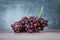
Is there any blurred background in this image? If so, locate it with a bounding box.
[0,0,60,31]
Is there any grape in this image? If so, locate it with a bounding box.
[11,24,14,27]
[27,29,33,33]
[34,29,39,32]
[37,27,41,31]
[33,23,37,28]
[21,20,25,24]
[11,16,48,33]
[11,24,15,30]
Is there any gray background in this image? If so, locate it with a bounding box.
[0,0,60,30]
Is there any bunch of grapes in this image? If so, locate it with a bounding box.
[11,16,48,33]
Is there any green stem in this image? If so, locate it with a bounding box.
[37,6,44,19]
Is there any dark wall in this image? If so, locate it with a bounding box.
[0,0,60,30]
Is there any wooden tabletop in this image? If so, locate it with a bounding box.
[0,30,60,40]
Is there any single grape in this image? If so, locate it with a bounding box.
[27,29,33,33]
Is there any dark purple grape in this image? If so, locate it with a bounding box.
[11,16,48,33]
[27,29,33,33]
[37,27,41,31]
[11,24,14,27]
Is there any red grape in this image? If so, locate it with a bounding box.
[11,16,48,33]
[27,29,33,33]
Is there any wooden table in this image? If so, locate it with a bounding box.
[0,30,60,40]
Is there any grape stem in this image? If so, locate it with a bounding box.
[37,6,44,19]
